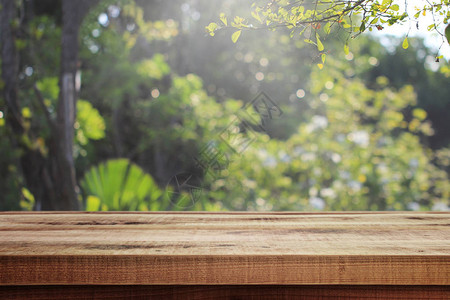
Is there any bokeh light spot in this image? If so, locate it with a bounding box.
[255,72,264,81]
[296,89,305,98]
[151,88,160,98]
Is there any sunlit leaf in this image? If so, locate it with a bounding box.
[324,22,332,34]
[231,30,242,43]
[136,53,170,80]
[86,195,101,211]
[36,77,59,102]
[402,37,409,49]
[81,159,162,211]
[206,22,218,36]
[344,44,349,55]
[76,100,105,144]
[21,107,32,118]
[413,108,427,121]
[390,4,399,11]
[220,13,227,26]
[251,11,262,23]
[316,33,324,51]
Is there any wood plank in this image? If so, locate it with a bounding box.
[1,285,449,300]
[0,212,449,285]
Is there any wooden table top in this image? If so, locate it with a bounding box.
[0,211,449,285]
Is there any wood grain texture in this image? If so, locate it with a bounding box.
[0,212,449,285]
[1,285,449,300]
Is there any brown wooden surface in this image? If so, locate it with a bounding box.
[1,285,449,300]
[0,212,449,286]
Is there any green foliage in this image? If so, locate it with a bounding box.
[136,54,170,80]
[27,16,62,77]
[2,0,448,213]
[20,188,35,211]
[36,77,59,101]
[80,158,164,211]
[35,77,106,147]
[75,100,106,145]
[200,56,449,211]
[0,123,22,211]
[73,1,450,212]
[207,0,450,60]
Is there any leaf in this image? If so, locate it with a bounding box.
[36,77,59,101]
[231,30,242,43]
[321,53,326,64]
[317,63,324,69]
[81,159,162,211]
[316,33,324,51]
[76,100,106,144]
[390,4,399,11]
[22,107,32,118]
[136,54,170,80]
[344,44,349,55]
[220,13,227,26]
[206,22,218,36]
[412,108,427,121]
[402,37,409,49]
[86,195,101,211]
[251,11,262,23]
[233,16,243,27]
[359,21,366,32]
[324,22,332,34]
[290,29,295,38]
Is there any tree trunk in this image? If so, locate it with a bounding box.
[2,0,98,210]
[1,0,48,210]
[1,0,22,133]
[42,0,99,210]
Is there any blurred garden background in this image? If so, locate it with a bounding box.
[1,0,449,211]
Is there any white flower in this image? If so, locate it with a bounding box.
[432,202,449,211]
[309,197,325,210]
[293,146,304,155]
[331,153,341,163]
[301,152,316,161]
[407,202,420,211]
[409,158,419,169]
[348,180,362,192]
[347,130,369,147]
[309,187,318,197]
[377,163,388,174]
[339,170,351,180]
[278,151,291,162]
[311,115,328,130]
[336,134,346,143]
[263,156,277,168]
[321,188,336,198]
